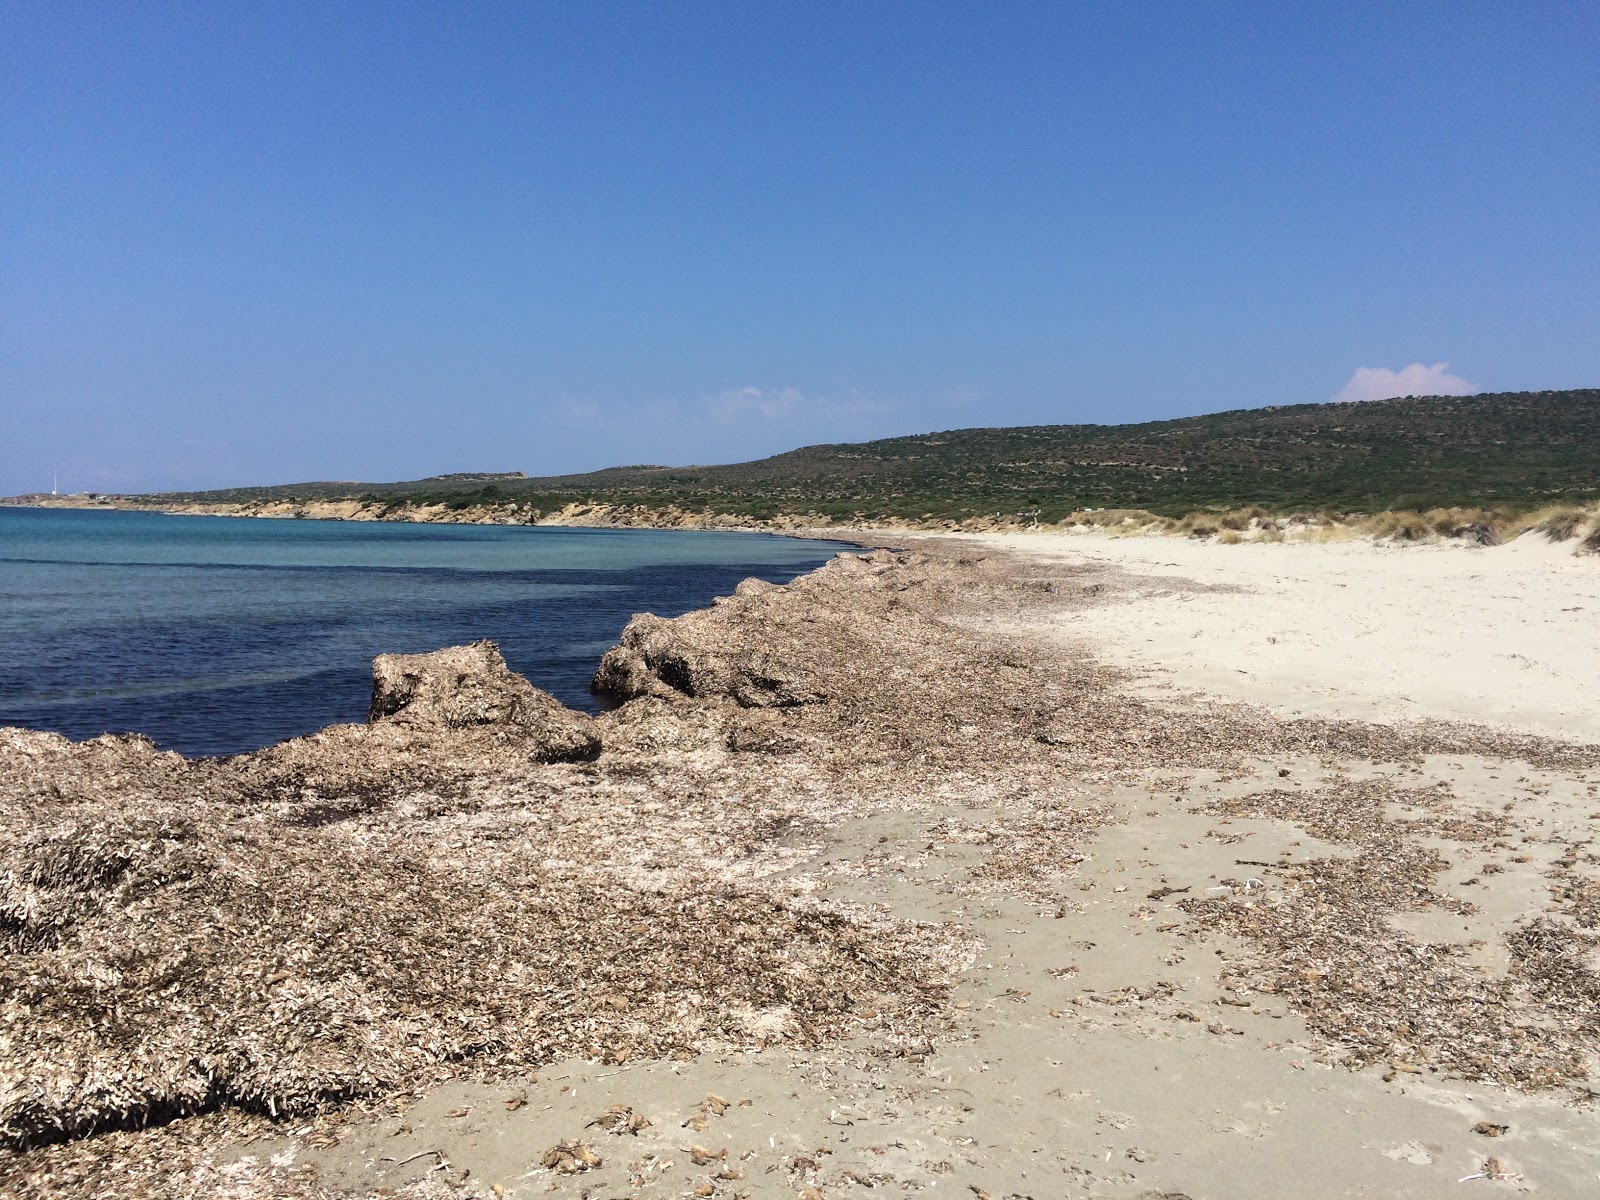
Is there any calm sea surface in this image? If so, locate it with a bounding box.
[0,508,848,757]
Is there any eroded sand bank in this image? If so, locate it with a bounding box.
[3,538,1599,1199]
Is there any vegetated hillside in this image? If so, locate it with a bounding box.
[145,390,1600,522]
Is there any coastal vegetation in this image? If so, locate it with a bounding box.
[122,390,1599,527]
[1061,500,1600,548]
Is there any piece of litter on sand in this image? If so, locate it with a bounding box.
[381,1149,447,1168]
[1459,1156,1524,1183]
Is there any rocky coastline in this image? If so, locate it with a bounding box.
[4,540,1600,1198]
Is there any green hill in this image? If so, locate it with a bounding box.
[144,389,1600,522]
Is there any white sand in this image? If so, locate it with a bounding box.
[969,529,1600,743]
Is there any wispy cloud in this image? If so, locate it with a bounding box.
[539,383,988,471]
[705,386,805,423]
[1330,362,1475,404]
[702,386,894,428]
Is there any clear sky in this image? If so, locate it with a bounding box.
[4,1,1597,494]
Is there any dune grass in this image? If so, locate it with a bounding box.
[1041,501,1600,550]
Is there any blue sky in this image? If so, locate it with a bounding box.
[4,2,1597,494]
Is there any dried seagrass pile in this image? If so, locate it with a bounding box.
[1,774,953,1148]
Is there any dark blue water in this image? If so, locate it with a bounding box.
[0,508,848,757]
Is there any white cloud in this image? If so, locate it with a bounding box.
[702,386,895,427]
[706,386,805,423]
[1330,362,1475,404]
[538,383,988,471]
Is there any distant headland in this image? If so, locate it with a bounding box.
[7,390,1599,543]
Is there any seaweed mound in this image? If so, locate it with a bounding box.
[0,724,950,1151]
[593,605,826,708]
[592,552,942,709]
[369,640,600,761]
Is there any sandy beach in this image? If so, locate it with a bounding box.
[972,529,1600,742]
[4,534,1599,1199]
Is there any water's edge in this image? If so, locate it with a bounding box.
[0,510,871,757]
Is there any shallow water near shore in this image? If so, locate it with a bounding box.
[0,507,846,756]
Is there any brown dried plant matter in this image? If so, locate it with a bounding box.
[539,1140,601,1173]
[0,726,974,1145]
[1183,781,1600,1088]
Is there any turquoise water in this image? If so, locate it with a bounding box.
[0,508,847,757]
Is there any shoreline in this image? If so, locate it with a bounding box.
[5,536,1600,1198]
[0,493,884,552]
[0,514,873,759]
[8,491,1599,556]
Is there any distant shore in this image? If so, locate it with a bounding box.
[7,489,1600,556]
[1,492,843,534]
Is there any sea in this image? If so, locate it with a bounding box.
[0,507,849,758]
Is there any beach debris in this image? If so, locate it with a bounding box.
[1080,981,1182,1008]
[0,754,959,1151]
[368,640,601,761]
[540,1139,601,1173]
[1472,1122,1509,1137]
[588,1105,650,1135]
[1459,1156,1522,1183]
[1182,781,1600,1089]
[380,1148,448,1168]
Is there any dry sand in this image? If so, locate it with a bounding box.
[4,537,1599,1199]
[969,529,1600,743]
